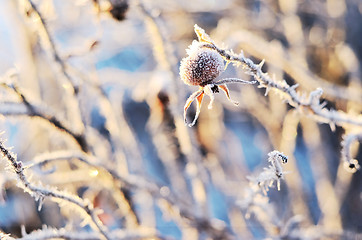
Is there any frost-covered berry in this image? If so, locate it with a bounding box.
[181,27,256,127]
[180,43,224,86]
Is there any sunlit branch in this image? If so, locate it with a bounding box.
[341,133,362,173]
[200,42,362,128]
[0,78,89,152]
[0,141,111,240]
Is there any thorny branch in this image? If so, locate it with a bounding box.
[194,25,362,128]
[25,150,232,239]
[229,30,362,104]
[1,1,361,239]
[0,141,111,240]
[0,78,89,152]
[207,42,362,127]
[18,225,159,240]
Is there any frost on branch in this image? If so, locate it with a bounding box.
[193,26,362,130]
[0,231,15,240]
[0,140,111,240]
[0,1,361,239]
[341,133,361,173]
[237,151,288,223]
[248,150,288,194]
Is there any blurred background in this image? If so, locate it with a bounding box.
[0,0,361,239]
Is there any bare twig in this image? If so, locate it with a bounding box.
[193,25,362,128]
[0,141,111,240]
[19,225,161,240]
[341,133,362,173]
[0,81,88,151]
[226,30,362,104]
[26,0,89,149]
[27,0,77,92]
[25,149,232,239]
[247,150,288,193]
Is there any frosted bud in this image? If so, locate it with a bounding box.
[180,42,224,86]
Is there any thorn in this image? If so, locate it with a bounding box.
[258,83,267,89]
[258,59,265,69]
[232,61,240,67]
[264,87,270,96]
[320,101,328,108]
[281,80,288,87]
[245,58,253,65]
[290,83,299,90]
[329,122,336,132]
[239,50,245,59]
[7,146,14,151]
[37,196,44,211]
[21,225,27,236]
[188,122,196,127]
[316,87,323,94]
[224,61,230,70]
[245,70,253,75]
